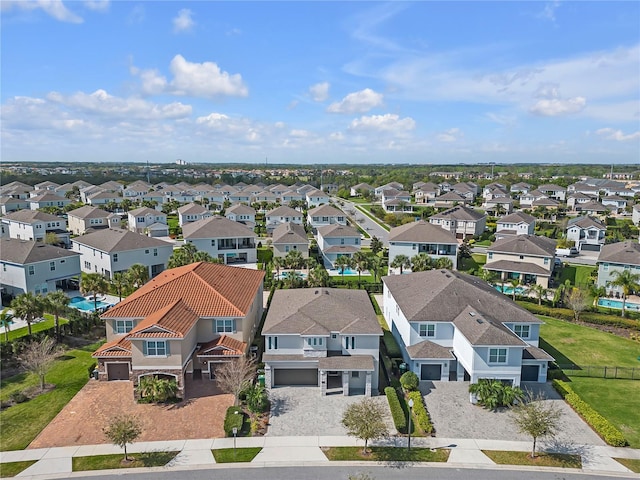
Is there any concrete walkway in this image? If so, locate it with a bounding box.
[2,436,639,479]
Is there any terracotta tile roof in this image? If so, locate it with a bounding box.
[102,262,264,319]
[93,337,132,358]
[127,299,199,339]
[197,335,246,356]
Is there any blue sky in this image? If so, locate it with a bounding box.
[1,1,639,164]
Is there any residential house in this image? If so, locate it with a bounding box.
[597,241,640,297]
[127,207,169,237]
[429,205,486,239]
[531,197,560,211]
[434,191,469,209]
[321,183,339,194]
[307,204,346,231]
[182,216,257,264]
[72,229,173,280]
[482,197,514,215]
[632,204,640,226]
[374,182,404,197]
[566,216,606,253]
[601,195,628,214]
[484,235,556,288]
[510,182,532,195]
[86,191,123,207]
[272,223,309,259]
[482,183,507,200]
[266,205,304,232]
[2,210,70,246]
[387,221,458,270]
[262,288,382,396]
[178,203,212,227]
[93,262,264,397]
[519,189,547,208]
[495,212,536,239]
[413,183,440,204]
[67,205,121,235]
[225,204,256,228]
[281,190,305,204]
[34,181,60,192]
[305,189,330,208]
[350,183,375,197]
[28,192,71,211]
[575,200,610,216]
[567,193,596,211]
[567,182,601,198]
[537,184,566,202]
[382,270,552,387]
[0,196,30,214]
[0,239,81,297]
[317,224,361,268]
[451,182,478,200]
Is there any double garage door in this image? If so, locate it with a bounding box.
[107,363,129,380]
[274,368,318,386]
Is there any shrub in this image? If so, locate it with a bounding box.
[382,332,403,358]
[517,301,640,330]
[469,379,524,410]
[400,371,419,392]
[224,406,245,437]
[408,390,433,435]
[552,380,627,447]
[384,387,406,433]
[10,391,28,404]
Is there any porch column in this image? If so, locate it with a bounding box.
[320,370,327,396]
[342,371,349,396]
[365,372,372,396]
[264,365,272,390]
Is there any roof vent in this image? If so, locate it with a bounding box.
[476,318,484,324]
[314,290,319,295]
[469,311,476,316]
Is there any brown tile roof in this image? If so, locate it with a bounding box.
[127,300,199,339]
[197,335,246,356]
[597,241,640,266]
[102,262,264,319]
[388,220,458,244]
[93,337,132,358]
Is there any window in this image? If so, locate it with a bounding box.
[344,336,356,349]
[215,319,235,333]
[268,336,278,350]
[603,263,609,272]
[211,239,216,246]
[513,325,530,339]
[519,255,524,260]
[145,249,150,254]
[144,340,167,356]
[84,261,91,269]
[351,371,360,378]
[113,253,118,263]
[50,261,56,271]
[114,319,134,334]
[306,337,324,346]
[488,252,493,260]
[419,324,435,337]
[153,248,158,257]
[489,348,507,364]
[28,265,35,275]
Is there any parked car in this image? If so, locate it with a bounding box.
[555,247,578,257]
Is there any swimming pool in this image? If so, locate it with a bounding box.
[276,271,308,280]
[494,285,528,295]
[337,267,358,275]
[597,298,640,311]
[69,296,112,312]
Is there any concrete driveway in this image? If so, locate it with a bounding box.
[422,381,606,447]
[267,387,394,437]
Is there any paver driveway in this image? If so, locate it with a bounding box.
[28,378,233,449]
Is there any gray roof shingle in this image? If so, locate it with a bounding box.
[597,241,640,266]
[72,229,172,253]
[182,216,256,239]
[488,235,556,256]
[0,238,80,264]
[388,220,458,244]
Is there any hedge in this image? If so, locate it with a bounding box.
[517,301,640,331]
[384,387,406,433]
[408,390,433,435]
[223,406,245,437]
[552,379,627,447]
[382,331,403,359]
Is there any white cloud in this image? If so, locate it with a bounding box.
[537,1,561,23]
[84,0,109,12]
[596,128,640,142]
[309,82,330,102]
[530,96,586,116]
[437,128,463,142]
[2,0,83,23]
[348,113,415,135]
[173,8,195,34]
[126,4,144,25]
[327,88,383,114]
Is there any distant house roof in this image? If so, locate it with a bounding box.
[0,238,80,264]
[73,229,172,253]
[388,220,458,244]
[488,235,556,257]
[568,216,605,230]
[430,205,485,221]
[182,216,256,239]
[4,209,61,224]
[272,222,308,244]
[597,241,640,267]
[308,204,343,217]
[67,205,116,220]
[497,212,536,224]
[267,205,301,217]
[178,203,209,215]
[317,224,360,238]
[226,204,256,215]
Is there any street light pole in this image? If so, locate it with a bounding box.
[407,398,414,451]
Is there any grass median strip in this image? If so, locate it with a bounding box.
[482,450,582,468]
[614,458,640,473]
[321,446,449,462]
[72,451,179,471]
[0,460,37,478]
[212,447,262,463]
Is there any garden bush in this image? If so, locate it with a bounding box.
[223,406,245,437]
[382,331,403,359]
[407,390,433,435]
[552,380,627,447]
[517,301,640,330]
[384,387,406,433]
[400,371,419,392]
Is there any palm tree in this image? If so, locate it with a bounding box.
[608,270,640,317]
[285,250,305,271]
[532,284,547,306]
[272,257,283,280]
[307,265,330,287]
[127,263,150,290]
[508,278,521,301]
[435,257,454,270]
[11,292,44,336]
[283,271,304,289]
[353,251,371,284]
[111,271,130,301]
[80,273,109,311]
[43,291,69,341]
[334,255,352,281]
[0,308,14,342]
[369,255,383,283]
[410,253,432,272]
[481,269,499,285]
[390,254,410,274]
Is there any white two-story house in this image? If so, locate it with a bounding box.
[2,210,70,246]
[305,189,330,208]
[67,205,121,235]
[495,212,536,240]
[262,288,382,396]
[597,241,640,298]
[566,216,606,253]
[271,223,309,259]
[265,205,304,233]
[307,204,346,232]
[317,224,361,268]
[382,270,553,391]
[182,216,257,264]
[429,205,486,239]
[225,204,256,228]
[127,207,169,237]
[177,203,212,227]
[388,221,458,270]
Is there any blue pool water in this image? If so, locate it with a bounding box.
[69,296,112,312]
[597,298,640,311]
[338,267,357,275]
[276,271,308,280]
[494,285,527,295]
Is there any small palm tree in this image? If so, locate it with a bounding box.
[353,251,371,284]
[369,255,383,283]
[80,273,109,311]
[0,308,14,342]
[43,291,69,341]
[390,254,410,274]
[334,255,352,281]
[434,257,453,270]
[11,292,44,336]
[532,284,547,306]
[608,270,640,317]
[410,253,432,272]
[127,264,149,290]
[509,278,521,301]
[111,272,130,301]
[272,257,283,279]
[307,265,330,287]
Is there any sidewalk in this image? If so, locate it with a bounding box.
[2,435,639,479]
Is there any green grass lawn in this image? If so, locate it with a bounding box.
[72,451,178,471]
[211,447,262,463]
[473,240,492,247]
[0,341,102,451]
[482,450,581,468]
[0,460,37,477]
[0,314,69,343]
[614,457,640,473]
[557,264,596,288]
[459,253,486,272]
[322,446,449,462]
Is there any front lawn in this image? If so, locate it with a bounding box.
[482,450,581,468]
[557,264,596,288]
[0,314,69,343]
[0,460,37,477]
[614,457,640,473]
[321,446,449,462]
[0,342,102,451]
[211,447,262,463]
[72,451,178,471]
[459,253,486,272]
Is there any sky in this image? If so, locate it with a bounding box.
[1,1,639,165]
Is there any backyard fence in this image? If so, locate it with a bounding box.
[558,364,640,380]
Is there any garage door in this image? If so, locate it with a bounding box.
[274,368,318,386]
[420,364,442,381]
[580,244,601,252]
[107,363,129,380]
[521,365,539,382]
